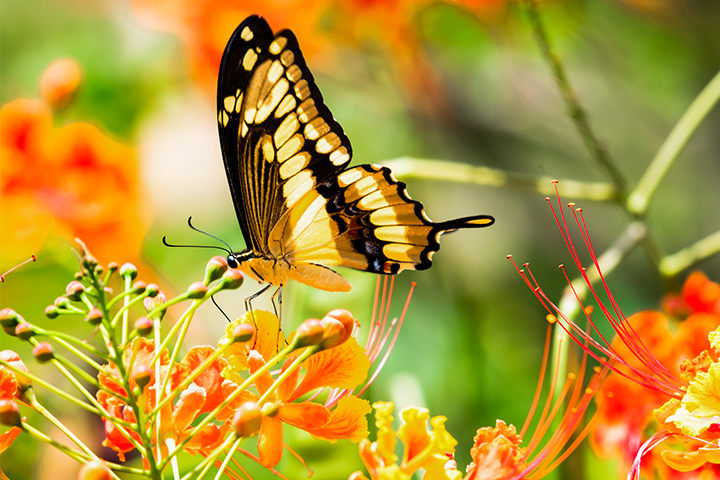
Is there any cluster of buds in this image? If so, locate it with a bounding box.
[0,240,400,480]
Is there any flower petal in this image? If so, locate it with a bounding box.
[258,416,284,468]
[661,449,708,472]
[291,337,370,401]
[278,402,331,431]
[300,396,371,443]
[172,382,206,433]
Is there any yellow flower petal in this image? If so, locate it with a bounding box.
[373,401,398,465]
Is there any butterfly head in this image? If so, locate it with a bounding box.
[226,250,255,270]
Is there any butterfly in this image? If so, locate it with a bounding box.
[217,15,494,294]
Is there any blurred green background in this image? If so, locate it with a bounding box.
[2,0,720,478]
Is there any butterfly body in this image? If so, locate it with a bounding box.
[218,15,494,293]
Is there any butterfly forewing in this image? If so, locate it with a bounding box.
[218,15,494,291]
[217,15,352,256]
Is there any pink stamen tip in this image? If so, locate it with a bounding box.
[507,254,513,259]
[523,263,530,267]
[568,203,575,207]
[551,179,559,184]
[545,197,551,202]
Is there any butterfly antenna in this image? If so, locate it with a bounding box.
[187,217,235,253]
[161,217,234,254]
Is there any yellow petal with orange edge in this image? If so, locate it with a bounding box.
[289,336,370,402]
[699,444,720,464]
[661,449,708,471]
[219,310,284,377]
[303,395,371,442]
[398,406,432,463]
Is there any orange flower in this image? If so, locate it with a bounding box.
[222,310,371,468]
[514,189,720,478]
[0,96,145,264]
[0,350,30,460]
[465,421,525,480]
[97,338,235,461]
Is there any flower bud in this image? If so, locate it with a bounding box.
[0,399,21,427]
[0,308,21,328]
[318,310,354,350]
[218,269,244,290]
[119,263,137,281]
[145,283,159,298]
[94,265,104,277]
[318,316,346,350]
[65,281,85,301]
[107,262,118,274]
[144,290,166,313]
[33,342,54,363]
[74,238,98,273]
[325,309,355,336]
[84,308,103,326]
[134,317,153,336]
[186,281,208,299]
[44,305,60,319]
[205,256,228,284]
[132,281,147,295]
[54,296,71,309]
[15,322,35,340]
[39,58,82,110]
[132,365,152,390]
[293,318,324,348]
[233,401,262,437]
[232,323,255,343]
[77,460,112,480]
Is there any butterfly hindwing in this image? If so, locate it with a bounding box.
[218,15,494,291]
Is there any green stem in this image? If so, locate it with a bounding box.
[0,361,98,414]
[19,423,125,480]
[383,158,620,201]
[628,69,720,215]
[25,389,102,463]
[180,434,239,480]
[660,230,720,279]
[523,0,626,196]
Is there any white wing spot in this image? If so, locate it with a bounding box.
[243,49,258,71]
[240,26,254,41]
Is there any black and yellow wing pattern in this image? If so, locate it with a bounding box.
[217,15,494,292]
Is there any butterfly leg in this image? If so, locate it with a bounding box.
[269,286,285,348]
[244,283,273,313]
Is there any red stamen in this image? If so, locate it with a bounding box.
[1,255,37,282]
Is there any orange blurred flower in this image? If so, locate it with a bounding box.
[222,310,371,468]
[97,338,235,461]
[0,95,145,265]
[132,0,329,91]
